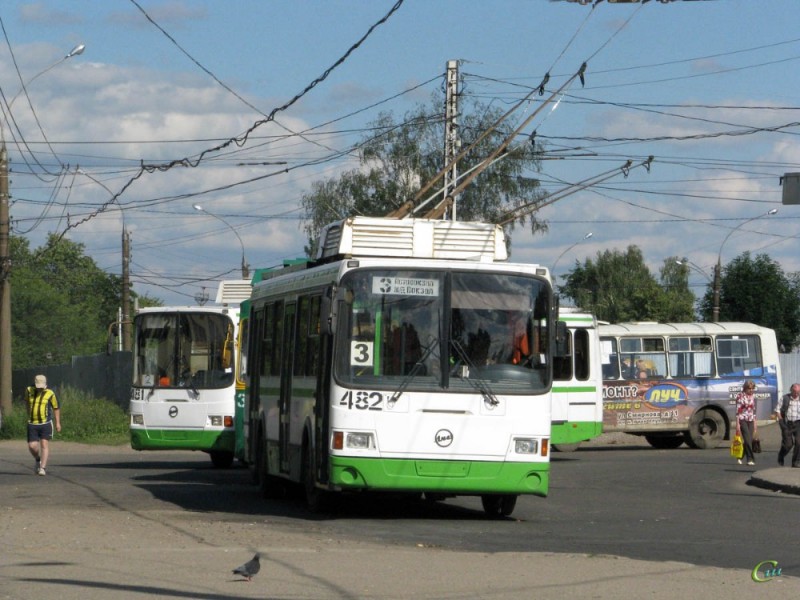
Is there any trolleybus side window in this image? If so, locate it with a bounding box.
[574,328,590,381]
[553,327,589,381]
[294,294,322,377]
[238,314,249,385]
[716,335,761,377]
[260,302,283,377]
[553,329,573,381]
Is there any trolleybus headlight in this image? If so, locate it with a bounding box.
[131,414,144,425]
[209,415,223,426]
[346,432,374,449]
[514,438,539,454]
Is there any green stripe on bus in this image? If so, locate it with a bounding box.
[130,429,234,452]
[329,456,549,497]
[552,386,597,393]
[551,421,603,445]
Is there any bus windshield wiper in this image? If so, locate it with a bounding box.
[450,339,499,407]
[388,336,439,407]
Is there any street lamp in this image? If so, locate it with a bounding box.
[192,204,249,279]
[675,259,712,283]
[0,43,86,422]
[712,208,778,322]
[552,232,593,278]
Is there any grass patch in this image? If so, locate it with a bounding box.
[0,385,129,445]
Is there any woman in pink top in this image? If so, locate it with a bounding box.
[735,380,758,466]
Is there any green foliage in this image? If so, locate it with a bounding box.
[10,234,123,369]
[301,95,547,255]
[700,252,800,349]
[0,386,129,445]
[559,247,695,323]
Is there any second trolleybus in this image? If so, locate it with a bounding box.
[551,309,603,451]
[129,280,251,467]
[243,217,561,517]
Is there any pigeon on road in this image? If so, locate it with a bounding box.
[232,553,261,582]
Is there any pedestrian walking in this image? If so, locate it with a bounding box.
[25,375,61,476]
[735,380,758,466]
[777,382,800,468]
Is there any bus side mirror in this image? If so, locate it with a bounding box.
[321,285,338,335]
[554,321,568,357]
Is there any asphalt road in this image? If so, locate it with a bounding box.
[1,425,798,599]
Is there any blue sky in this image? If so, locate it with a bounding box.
[1,0,799,305]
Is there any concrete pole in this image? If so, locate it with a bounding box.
[0,143,11,419]
[122,227,132,351]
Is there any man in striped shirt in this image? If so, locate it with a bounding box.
[26,375,61,476]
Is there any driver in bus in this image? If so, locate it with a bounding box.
[501,311,531,366]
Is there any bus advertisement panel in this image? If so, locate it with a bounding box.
[599,322,781,449]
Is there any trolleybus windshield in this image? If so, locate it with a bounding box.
[334,269,551,394]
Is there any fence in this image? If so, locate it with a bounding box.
[13,352,132,410]
[780,353,800,395]
[12,350,800,414]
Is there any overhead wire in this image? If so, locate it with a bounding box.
[51,0,407,242]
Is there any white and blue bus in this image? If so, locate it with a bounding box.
[129,280,250,467]
[599,322,781,449]
[244,217,560,516]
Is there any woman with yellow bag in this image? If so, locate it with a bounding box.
[735,380,758,466]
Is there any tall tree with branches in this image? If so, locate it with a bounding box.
[559,246,695,323]
[301,95,548,255]
[700,252,800,350]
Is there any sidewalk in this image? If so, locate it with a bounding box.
[739,422,800,495]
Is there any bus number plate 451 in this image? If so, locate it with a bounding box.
[339,390,383,411]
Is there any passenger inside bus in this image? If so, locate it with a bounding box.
[389,321,423,375]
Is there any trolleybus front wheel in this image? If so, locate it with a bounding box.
[303,444,329,513]
[481,494,517,518]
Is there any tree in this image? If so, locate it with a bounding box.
[700,252,800,350]
[301,96,547,255]
[10,234,123,368]
[660,258,699,322]
[559,246,695,323]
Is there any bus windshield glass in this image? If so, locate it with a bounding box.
[334,269,551,394]
[133,312,235,390]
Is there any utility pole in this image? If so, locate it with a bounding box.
[443,60,460,221]
[0,142,10,421]
[121,227,132,351]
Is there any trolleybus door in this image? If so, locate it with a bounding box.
[279,302,296,473]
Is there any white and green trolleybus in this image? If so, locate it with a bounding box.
[129,280,251,467]
[551,309,603,451]
[244,217,559,516]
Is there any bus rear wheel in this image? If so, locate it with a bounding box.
[553,443,581,452]
[685,408,725,449]
[209,450,234,468]
[481,494,517,518]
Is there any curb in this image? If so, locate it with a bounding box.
[748,469,800,495]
